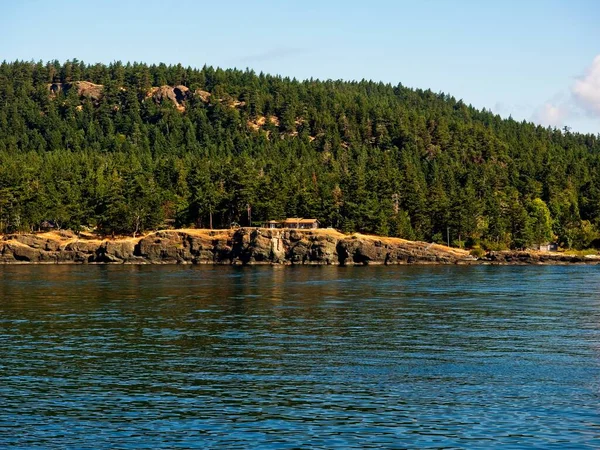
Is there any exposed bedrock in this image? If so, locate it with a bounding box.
[2,228,595,265]
[0,229,476,265]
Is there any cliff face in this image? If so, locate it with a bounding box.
[3,228,597,265]
[0,228,476,265]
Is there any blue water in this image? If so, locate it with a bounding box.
[1,265,599,448]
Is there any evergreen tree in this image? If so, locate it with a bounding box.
[0,59,598,248]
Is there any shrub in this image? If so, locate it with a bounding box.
[470,246,486,258]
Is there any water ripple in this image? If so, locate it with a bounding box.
[1,265,600,448]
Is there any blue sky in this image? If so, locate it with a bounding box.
[2,0,599,134]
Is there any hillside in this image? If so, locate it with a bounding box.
[0,60,599,250]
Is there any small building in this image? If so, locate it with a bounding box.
[282,218,319,229]
[298,218,319,229]
[536,242,558,252]
[263,218,320,229]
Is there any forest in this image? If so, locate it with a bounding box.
[0,59,599,250]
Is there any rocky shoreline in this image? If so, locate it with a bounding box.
[0,228,598,265]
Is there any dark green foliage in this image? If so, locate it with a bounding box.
[0,59,599,248]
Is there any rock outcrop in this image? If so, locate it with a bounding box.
[148,85,192,111]
[48,81,104,101]
[483,251,600,264]
[3,229,597,265]
[0,228,481,265]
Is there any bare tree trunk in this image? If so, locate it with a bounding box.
[133,214,140,238]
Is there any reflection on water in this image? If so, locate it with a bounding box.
[1,265,600,448]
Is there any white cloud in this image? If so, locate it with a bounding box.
[572,55,600,116]
[493,102,531,115]
[529,55,600,131]
[531,102,570,128]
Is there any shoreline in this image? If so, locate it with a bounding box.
[1,228,598,266]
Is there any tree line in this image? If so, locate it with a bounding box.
[0,59,599,249]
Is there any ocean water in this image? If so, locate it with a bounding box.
[1,265,599,448]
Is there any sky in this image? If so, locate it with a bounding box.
[1,0,599,134]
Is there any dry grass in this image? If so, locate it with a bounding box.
[560,248,599,257]
[168,228,232,240]
[351,232,471,257]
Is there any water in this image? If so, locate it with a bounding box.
[1,265,600,448]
